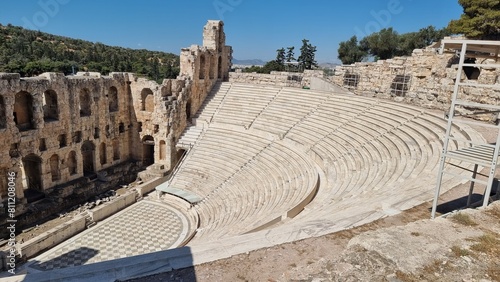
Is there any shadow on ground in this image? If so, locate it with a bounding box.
[434,180,498,215]
[29,247,99,271]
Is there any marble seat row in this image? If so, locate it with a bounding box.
[194,140,317,240]
[168,125,319,241]
[168,82,481,244]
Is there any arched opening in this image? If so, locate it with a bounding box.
[39,138,47,151]
[141,88,154,112]
[99,142,107,165]
[72,131,82,143]
[79,88,92,117]
[159,140,167,160]
[21,154,44,203]
[186,100,192,120]
[21,154,42,192]
[199,54,206,80]
[67,151,77,175]
[43,90,58,122]
[81,141,95,177]
[0,95,6,129]
[58,134,67,148]
[218,56,222,79]
[108,86,119,112]
[209,55,215,79]
[50,154,60,181]
[142,135,155,166]
[113,139,120,160]
[390,75,412,97]
[14,91,34,131]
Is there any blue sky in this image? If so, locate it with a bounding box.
[1,0,463,63]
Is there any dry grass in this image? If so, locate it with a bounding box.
[297,248,307,255]
[395,270,419,282]
[422,259,442,274]
[470,233,500,255]
[396,260,446,282]
[486,206,500,219]
[236,274,247,281]
[451,245,470,257]
[487,262,500,281]
[450,212,478,226]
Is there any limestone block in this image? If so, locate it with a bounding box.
[17,216,86,259]
[412,49,424,56]
[414,67,432,78]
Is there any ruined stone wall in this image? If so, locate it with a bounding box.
[128,75,191,176]
[131,20,233,182]
[180,20,232,119]
[229,70,324,88]
[330,47,500,120]
[0,72,134,210]
[0,20,232,229]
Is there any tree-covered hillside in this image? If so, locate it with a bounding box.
[337,26,450,64]
[0,24,180,82]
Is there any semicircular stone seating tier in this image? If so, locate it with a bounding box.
[168,126,319,241]
[174,82,482,244]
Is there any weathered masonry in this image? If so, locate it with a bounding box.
[0,20,232,230]
[330,38,500,121]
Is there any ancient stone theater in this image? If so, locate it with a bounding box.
[1,20,499,281]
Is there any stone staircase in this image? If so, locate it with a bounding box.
[176,81,229,150]
[176,126,203,150]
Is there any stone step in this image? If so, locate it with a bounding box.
[167,82,482,244]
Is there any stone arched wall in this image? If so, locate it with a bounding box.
[0,19,232,228]
[14,91,35,131]
[42,89,59,121]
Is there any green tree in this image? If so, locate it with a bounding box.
[359,28,400,60]
[417,26,449,46]
[298,39,318,70]
[164,62,176,79]
[243,65,264,73]
[285,46,295,62]
[276,48,285,65]
[0,24,180,80]
[150,57,160,82]
[337,36,368,64]
[448,0,500,39]
[262,60,284,73]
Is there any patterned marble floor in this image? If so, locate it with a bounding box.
[29,200,188,271]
